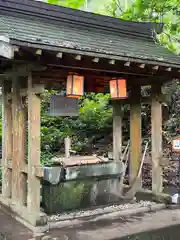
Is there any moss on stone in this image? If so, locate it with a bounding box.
[42,180,93,214]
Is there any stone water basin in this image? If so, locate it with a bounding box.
[42,157,124,214]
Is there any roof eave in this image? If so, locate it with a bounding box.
[10,39,180,70]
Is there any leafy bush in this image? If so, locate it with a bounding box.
[40,92,113,161]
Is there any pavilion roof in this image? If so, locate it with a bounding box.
[0,0,179,69]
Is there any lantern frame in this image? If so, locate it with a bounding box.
[109,78,128,100]
[66,74,84,98]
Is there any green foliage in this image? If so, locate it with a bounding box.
[0,166,1,186]
[40,92,112,161]
[0,0,179,176]
[43,0,179,164]
[0,121,2,145]
[104,0,180,142]
[79,93,112,131]
[48,0,85,9]
[106,0,180,54]
[0,107,2,145]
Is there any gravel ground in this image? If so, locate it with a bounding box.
[45,208,180,240]
[48,200,159,222]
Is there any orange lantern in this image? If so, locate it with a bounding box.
[109,78,127,99]
[66,74,84,98]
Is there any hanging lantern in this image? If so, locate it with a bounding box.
[109,78,127,99]
[66,74,84,98]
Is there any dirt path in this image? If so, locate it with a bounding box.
[0,209,33,239]
[1,208,180,239]
[47,208,180,240]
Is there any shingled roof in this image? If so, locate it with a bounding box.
[0,0,180,68]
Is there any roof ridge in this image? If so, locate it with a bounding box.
[0,0,163,40]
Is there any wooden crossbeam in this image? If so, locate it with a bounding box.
[110,93,167,105]
[0,63,46,79]
[5,161,44,178]
[6,84,45,99]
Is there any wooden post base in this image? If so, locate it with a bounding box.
[123,185,171,204]
[0,195,47,227]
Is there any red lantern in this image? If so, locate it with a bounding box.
[109,79,127,99]
[66,74,84,98]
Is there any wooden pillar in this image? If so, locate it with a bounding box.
[129,86,142,186]
[2,81,12,198]
[65,137,71,158]
[112,101,122,161]
[151,85,163,193]
[11,78,27,205]
[27,73,41,214]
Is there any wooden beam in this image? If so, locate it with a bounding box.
[56,52,63,58]
[143,156,169,166]
[109,60,115,65]
[75,55,82,60]
[6,84,45,99]
[124,62,131,67]
[1,81,12,198]
[27,73,41,214]
[129,85,142,187]
[35,49,42,55]
[109,93,167,105]
[151,85,163,193]
[92,57,99,63]
[13,45,19,52]
[11,78,27,205]
[3,161,44,178]
[0,63,45,79]
[152,65,159,70]
[139,64,145,69]
[34,166,44,179]
[13,41,180,69]
[166,67,171,72]
[0,36,14,59]
[112,101,122,161]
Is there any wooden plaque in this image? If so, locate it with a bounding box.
[49,95,79,117]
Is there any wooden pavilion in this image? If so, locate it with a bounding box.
[0,0,180,227]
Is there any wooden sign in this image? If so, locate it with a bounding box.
[49,95,79,117]
[172,137,180,152]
